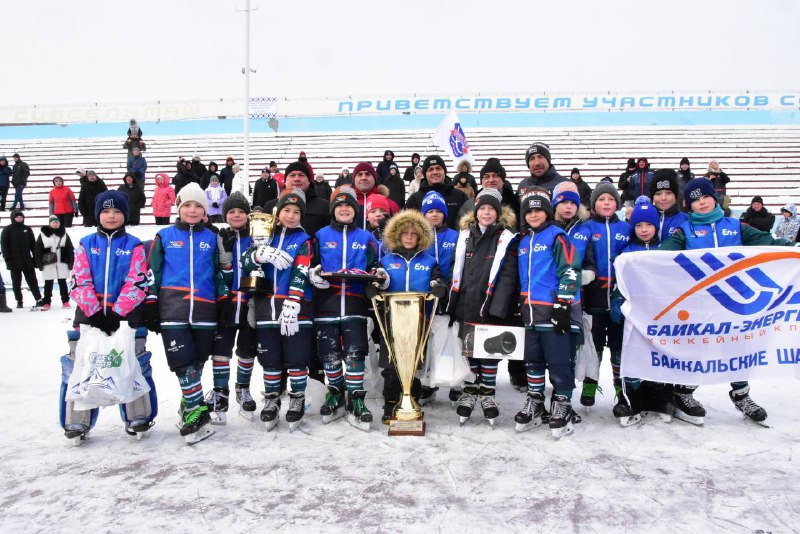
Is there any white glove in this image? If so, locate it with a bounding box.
[581,270,596,286]
[309,265,330,289]
[279,300,301,336]
[254,245,293,270]
[374,267,390,290]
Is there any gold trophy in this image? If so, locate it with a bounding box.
[371,292,438,436]
[240,207,277,294]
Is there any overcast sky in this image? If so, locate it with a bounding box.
[7,0,800,106]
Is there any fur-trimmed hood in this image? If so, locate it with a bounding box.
[458,205,517,232]
[382,209,435,254]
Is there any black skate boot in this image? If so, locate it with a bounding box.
[320,385,346,424]
[514,392,544,432]
[382,400,398,425]
[0,292,12,313]
[613,385,642,427]
[235,384,256,421]
[260,393,281,431]
[456,385,479,424]
[448,387,462,408]
[205,387,229,425]
[180,404,215,445]
[64,423,90,446]
[673,385,705,426]
[580,378,600,407]
[480,387,499,426]
[285,392,305,432]
[419,386,438,406]
[549,394,577,438]
[125,417,155,439]
[347,390,372,432]
[638,381,675,422]
[729,384,768,426]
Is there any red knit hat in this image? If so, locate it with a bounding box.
[366,193,390,214]
[353,161,377,181]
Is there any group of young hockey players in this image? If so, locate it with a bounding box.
[56,145,798,445]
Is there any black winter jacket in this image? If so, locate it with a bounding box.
[263,184,330,237]
[78,177,108,226]
[405,181,469,230]
[1,215,36,270]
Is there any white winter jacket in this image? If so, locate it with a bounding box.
[35,226,74,281]
[231,171,251,198]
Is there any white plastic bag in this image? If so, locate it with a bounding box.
[574,314,600,381]
[429,317,474,387]
[66,323,150,410]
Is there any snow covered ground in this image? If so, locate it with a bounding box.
[1,226,799,532]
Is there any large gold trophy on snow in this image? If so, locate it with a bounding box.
[371,292,438,436]
[240,207,277,294]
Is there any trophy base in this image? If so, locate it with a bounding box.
[388,419,426,436]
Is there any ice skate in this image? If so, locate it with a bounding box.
[419,386,438,406]
[205,387,229,425]
[320,385,346,424]
[580,379,600,407]
[260,393,281,431]
[64,423,89,446]
[235,384,256,422]
[729,385,769,427]
[613,387,642,427]
[456,386,478,424]
[638,382,675,422]
[180,405,215,445]
[549,394,576,438]
[448,387,462,408]
[125,417,154,440]
[480,388,499,427]
[673,386,705,426]
[30,299,46,311]
[346,390,372,432]
[382,400,398,425]
[285,392,305,432]
[514,392,544,432]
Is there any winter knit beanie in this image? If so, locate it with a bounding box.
[284,161,311,180]
[683,178,718,209]
[630,196,660,228]
[525,142,551,165]
[473,188,503,216]
[590,182,622,211]
[649,169,680,200]
[222,191,251,219]
[276,188,307,218]
[353,161,378,182]
[552,181,582,208]
[421,191,448,218]
[751,196,764,205]
[330,186,359,216]
[176,182,209,214]
[366,193,390,214]
[479,158,506,180]
[680,157,691,166]
[48,214,60,225]
[520,186,553,219]
[95,190,130,223]
[422,155,447,175]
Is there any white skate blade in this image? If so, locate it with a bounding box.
[618,413,642,427]
[262,418,279,431]
[744,417,770,428]
[346,413,371,432]
[184,425,215,445]
[458,415,470,425]
[322,409,346,424]
[288,419,303,433]
[515,417,542,432]
[674,409,704,426]
[135,431,147,441]
[486,417,498,428]
[209,411,228,426]
[643,410,673,423]
[551,421,574,438]
[238,408,255,422]
[70,435,87,447]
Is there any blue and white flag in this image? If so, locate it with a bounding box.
[432,109,474,168]
[616,247,800,384]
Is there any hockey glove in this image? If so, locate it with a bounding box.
[142,296,161,334]
[217,296,233,327]
[430,279,447,299]
[88,311,122,336]
[279,300,301,336]
[373,268,390,290]
[254,245,293,270]
[610,295,625,324]
[551,298,572,335]
[309,265,330,289]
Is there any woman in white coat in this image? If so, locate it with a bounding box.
[230,164,251,199]
[35,215,74,310]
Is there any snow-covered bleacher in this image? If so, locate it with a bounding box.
[2,125,799,227]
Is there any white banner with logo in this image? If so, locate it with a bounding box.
[432,109,474,168]
[616,247,800,385]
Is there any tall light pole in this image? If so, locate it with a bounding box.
[242,0,257,180]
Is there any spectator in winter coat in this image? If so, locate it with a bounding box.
[406,155,469,230]
[569,168,593,207]
[456,158,520,220]
[335,168,352,188]
[191,154,207,182]
[252,166,280,208]
[35,215,74,310]
[774,203,800,241]
[403,153,421,182]
[617,158,637,204]
[269,161,285,189]
[10,153,30,211]
[263,161,330,237]
[351,162,400,229]
[314,174,332,204]
[408,165,424,197]
[118,173,146,225]
[516,142,566,195]
[124,119,145,155]
[625,157,655,205]
[151,173,175,225]
[676,157,694,194]
[453,160,478,195]
[48,176,78,228]
[383,164,405,208]
[201,161,220,190]
[230,164,251,199]
[205,175,227,223]
[454,174,475,199]
[375,150,395,184]
[174,159,197,194]
[706,160,731,208]
[220,156,236,195]
[0,156,11,211]
[126,147,148,191]
[740,196,775,232]
[1,210,43,307]
[78,170,108,227]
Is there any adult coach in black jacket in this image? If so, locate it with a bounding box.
[405,155,468,230]
[263,161,330,237]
